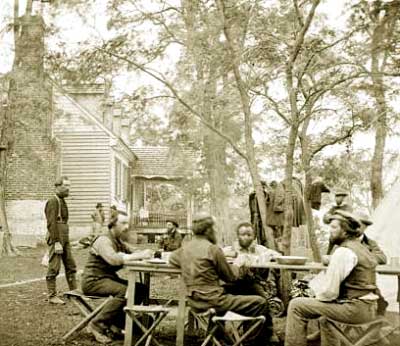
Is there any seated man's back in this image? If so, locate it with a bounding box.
[169,214,275,345]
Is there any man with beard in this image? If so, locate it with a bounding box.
[285,211,378,346]
[45,176,77,305]
[159,219,182,252]
[323,189,353,255]
[169,213,275,345]
[222,222,281,301]
[81,215,153,343]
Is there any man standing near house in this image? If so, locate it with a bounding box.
[159,219,182,252]
[91,203,105,235]
[45,176,77,305]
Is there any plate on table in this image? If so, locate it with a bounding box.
[276,256,307,265]
[146,258,167,264]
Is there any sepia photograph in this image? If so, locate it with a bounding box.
[0,0,400,345]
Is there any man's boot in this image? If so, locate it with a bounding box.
[46,278,65,305]
[66,274,78,291]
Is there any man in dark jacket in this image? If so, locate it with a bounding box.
[45,176,77,305]
[357,212,388,315]
[169,213,274,345]
[81,215,153,343]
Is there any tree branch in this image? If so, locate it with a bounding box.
[100,48,248,161]
[290,0,321,65]
[249,88,290,125]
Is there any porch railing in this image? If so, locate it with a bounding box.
[132,212,189,229]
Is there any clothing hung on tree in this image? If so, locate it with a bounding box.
[249,179,306,244]
[308,181,330,210]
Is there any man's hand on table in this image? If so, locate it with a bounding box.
[233,254,252,267]
[123,249,154,263]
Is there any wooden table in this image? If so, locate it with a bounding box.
[123,261,182,346]
[123,261,400,346]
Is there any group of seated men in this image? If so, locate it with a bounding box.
[79,207,387,346]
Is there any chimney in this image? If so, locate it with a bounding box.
[112,107,122,136]
[121,118,130,142]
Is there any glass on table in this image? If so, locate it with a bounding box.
[390,257,400,267]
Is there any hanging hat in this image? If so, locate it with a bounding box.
[335,189,348,197]
[166,219,179,228]
[328,210,362,232]
[355,211,373,226]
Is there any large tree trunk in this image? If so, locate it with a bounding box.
[303,166,321,262]
[182,0,233,244]
[370,16,387,209]
[299,108,321,262]
[203,133,232,244]
[217,0,276,249]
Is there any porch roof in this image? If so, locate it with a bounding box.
[130,146,196,179]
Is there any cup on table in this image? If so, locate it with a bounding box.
[390,257,400,267]
[161,251,171,262]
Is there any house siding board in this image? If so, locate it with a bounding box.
[56,131,111,226]
[53,91,101,133]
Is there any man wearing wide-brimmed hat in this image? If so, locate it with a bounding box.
[322,189,353,224]
[285,210,379,346]
[159,218,182,252]
[323,189,353,255]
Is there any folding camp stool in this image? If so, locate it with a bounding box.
[124,301,172,346]
[190,308,266,346]
[62,289,113,341]
[319,316,395,346]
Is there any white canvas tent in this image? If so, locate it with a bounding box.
[366,178,400,312]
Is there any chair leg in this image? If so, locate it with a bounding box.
[327,322,353,346]
[62,296,113,341]
[128,311,168,346]
[231,319,264,346]
[200,325,219,346]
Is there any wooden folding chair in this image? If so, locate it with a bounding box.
[190,308,266,346]
[62,289,113,341]
[319,316,395,346]
[124,302,172,346]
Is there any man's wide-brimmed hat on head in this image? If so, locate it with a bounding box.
[355,211,373,226]
[111,205,117,210]
[96,202,103,208]
[166,219,179,228]
[327,210,362,232]
[335,189,348,197]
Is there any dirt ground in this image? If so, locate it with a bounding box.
[0,245,184,346]
[1,245,399,346]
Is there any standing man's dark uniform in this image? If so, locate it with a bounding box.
[45,176,77,304]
